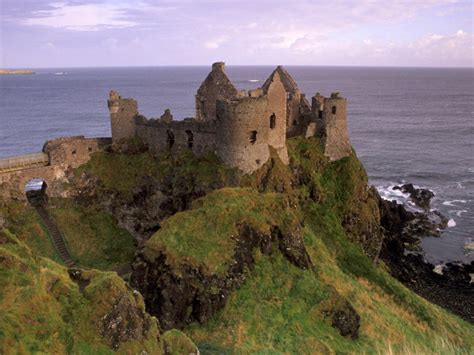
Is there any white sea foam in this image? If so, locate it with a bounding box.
[248,79,260,82]
[447,219,456,227]
[376,184,410,205]
[442,200,467,206]
[455,210,468,217]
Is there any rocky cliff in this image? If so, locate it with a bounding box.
[1,135,473,353]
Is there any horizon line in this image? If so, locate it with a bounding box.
[1,64,473,70]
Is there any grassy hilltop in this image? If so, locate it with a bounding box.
[1,137,473,353]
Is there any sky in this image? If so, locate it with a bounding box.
[0,0,473,68]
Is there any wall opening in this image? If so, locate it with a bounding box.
[332,106,337,114]
[25,178,48,206]
[166,130,175,148]
[318,110,323,119]
[270,113,276,129]
[249,131,257,144]
[186,130,194,149]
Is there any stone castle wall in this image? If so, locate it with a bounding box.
[135,117,217,155]
[215,71,288,173]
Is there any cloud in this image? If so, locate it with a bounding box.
[411,29,474,64]
[204,35,229,49]
[22,2,137,31]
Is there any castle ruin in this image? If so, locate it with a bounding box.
[109,62,352,173]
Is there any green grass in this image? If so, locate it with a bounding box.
[0,200,60,264]
[144,188,301,275]
[77,149,239,200]
[0,230,195,354]
[48,199,136,270]
[2,136,473,353]
[0,198,136,271]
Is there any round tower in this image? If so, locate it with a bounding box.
[216,96,270,173]
[321,93,352,161]
[107,90,138,144]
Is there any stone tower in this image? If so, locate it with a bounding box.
[195,62,239,121]
[107,91,139,144]
[313,92,352,161]
[215,71,288,173]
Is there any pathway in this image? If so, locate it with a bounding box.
[35,205,76,268]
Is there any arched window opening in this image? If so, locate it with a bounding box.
[25,178,48,206]
[318,110,323,119]
[186,130,194,149]
[249,131,257,144]
[270,113,276,129]
[332,106,337,114]
[166,130,175,148]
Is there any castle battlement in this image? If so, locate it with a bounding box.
[108,62,352,173]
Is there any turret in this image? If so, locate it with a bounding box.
[312,92,352,161]
[195,62,238,121]
[107,90,138,144]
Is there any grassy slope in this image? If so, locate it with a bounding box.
[1,139,473,352]
[0,229,197,354]
[144,188,300,274]
[141,138,473,353]
[0,199,135,271]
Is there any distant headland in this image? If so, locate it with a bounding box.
[0,69,35,75]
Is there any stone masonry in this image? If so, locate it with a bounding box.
[108,62,353,173]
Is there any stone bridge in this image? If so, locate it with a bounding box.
[0,136,111,200]
[0,152,49,173]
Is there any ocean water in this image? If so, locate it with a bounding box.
[1,66,473,263]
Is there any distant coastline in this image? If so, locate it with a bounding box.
[0,69,35,75]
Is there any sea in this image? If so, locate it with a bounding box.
[0,66,473,264]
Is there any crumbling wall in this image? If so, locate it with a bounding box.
[195,62,238,121]
[262,66,312,138]
[44,136,110,167]
[108,91,138,143]
[0,137,110,200]
[264,71,289,164]
[135,117,217,155]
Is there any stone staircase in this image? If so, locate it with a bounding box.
[35,205,76,268]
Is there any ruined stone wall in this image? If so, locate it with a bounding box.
[43,136,110,167]
[0,137,110,200]
[264,71,289,164]
[108,91,138,143]
[215,74,288,173]
[319,94,352,161]
[195,63,239,121]
[135,117,217,155]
